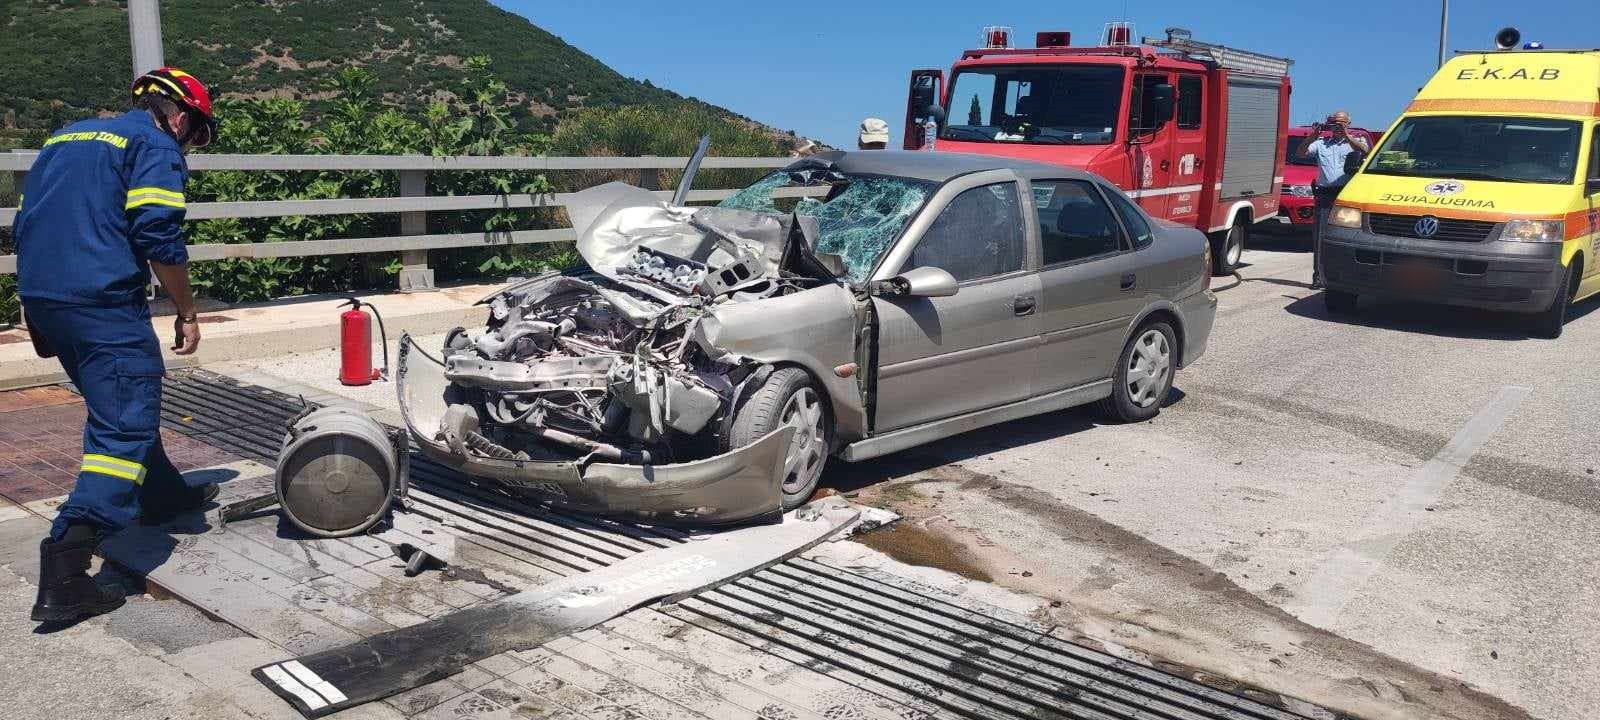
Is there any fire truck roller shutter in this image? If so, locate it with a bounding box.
[1220,77,1281,199]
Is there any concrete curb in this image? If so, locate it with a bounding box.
[0,305,481,392]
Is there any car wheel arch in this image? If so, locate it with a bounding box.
[1125,304,1186,369]
[735,360,842,452]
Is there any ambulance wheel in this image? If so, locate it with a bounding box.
[1531,264,1573,340]
[726,367,830,509]
[1212,222,1246,275]
[1324,289,1359,315]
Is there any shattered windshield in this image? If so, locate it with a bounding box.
[719,171,935,281]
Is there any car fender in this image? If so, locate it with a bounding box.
[693,283,867,442]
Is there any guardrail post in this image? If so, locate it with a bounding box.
[396,169,434,293]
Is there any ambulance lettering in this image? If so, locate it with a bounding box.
[1379,192,1497,209]
[1455,68,1560,81]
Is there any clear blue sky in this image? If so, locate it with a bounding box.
[495,1,1598,148]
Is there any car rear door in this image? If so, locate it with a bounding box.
[1029,178,1149,392]
[871,172,1041,432]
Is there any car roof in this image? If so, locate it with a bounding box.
[801,150,1097,184]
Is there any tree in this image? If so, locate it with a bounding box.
[968,94,984,126]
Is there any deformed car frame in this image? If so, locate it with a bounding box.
[398,149,1217,526]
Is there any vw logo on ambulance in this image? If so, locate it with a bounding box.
[1414,216,1441,239]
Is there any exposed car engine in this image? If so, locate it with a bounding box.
[430,183,841,471]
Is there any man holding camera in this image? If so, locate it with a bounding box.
[1297,111,1370,288]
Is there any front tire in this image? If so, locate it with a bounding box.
[1100,322,1177,423]
[726,368,829,509]
[1531,264,1573,339]
[1211,221,1246,275]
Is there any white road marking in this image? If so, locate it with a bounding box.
[1288,385,1531,627]
[261,664,327,710]
[284,660,347,705]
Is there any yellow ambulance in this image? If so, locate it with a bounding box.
[1321,30,1599,337]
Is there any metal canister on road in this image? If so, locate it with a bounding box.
[275,405,407,538]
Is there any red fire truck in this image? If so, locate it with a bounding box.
[904,25,1292,274]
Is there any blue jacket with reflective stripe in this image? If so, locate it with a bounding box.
[14,111,190,306]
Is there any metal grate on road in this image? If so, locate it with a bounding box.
[159,369,1325,720]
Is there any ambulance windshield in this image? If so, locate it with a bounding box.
[1366,116,1583,185]
[942,65,1124,145]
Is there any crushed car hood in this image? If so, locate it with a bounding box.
[565,182,841,298]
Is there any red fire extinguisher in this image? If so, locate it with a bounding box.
[337,298,389,386]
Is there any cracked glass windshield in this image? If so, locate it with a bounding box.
[1367,116,1583,184]
[718,171,934,281]
[942,65,1124,145]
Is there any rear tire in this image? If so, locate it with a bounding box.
[1211,220,1246,275]
[1531,264,1573,339]
[726,367,829,509]
[1099,321,1177,423]
[1324,289,1359,314]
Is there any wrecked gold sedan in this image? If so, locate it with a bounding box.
[399,150,1217,525]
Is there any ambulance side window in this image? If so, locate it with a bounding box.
[1589,126,1600,189]
[1177,76,1203,130]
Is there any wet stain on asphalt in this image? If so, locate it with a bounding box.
[854,520,994,584]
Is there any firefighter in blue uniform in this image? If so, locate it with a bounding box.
[14,67,221,623]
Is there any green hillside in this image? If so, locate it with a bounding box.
[0,0,793,148]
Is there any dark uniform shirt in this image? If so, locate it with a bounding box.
[14,111,189,305]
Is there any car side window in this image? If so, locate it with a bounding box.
[905,182,1025,282]
[1032,180,1122,265]
[1104,187,1155,250]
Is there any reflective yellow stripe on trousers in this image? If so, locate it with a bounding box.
[80,454,146,484]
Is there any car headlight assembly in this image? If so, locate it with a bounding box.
[1329,205,1364,229]
[1502,219,1565,243]
[1287,184,1314,198]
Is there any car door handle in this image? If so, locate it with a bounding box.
[1120,274,1137,291]
[1160,160,1171,171]
[1012,296,1036,316]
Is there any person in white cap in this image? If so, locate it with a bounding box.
[858,118,890,150]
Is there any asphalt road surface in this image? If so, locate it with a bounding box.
[842,231,1600,720]
[233,233,1598,720]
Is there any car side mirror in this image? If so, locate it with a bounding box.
[1588,177,1600,196]
[883,266,959,298]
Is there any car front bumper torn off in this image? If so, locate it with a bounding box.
[396,334,792,526]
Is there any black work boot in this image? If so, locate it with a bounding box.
[139,482,220,526]
[31,524,126,623]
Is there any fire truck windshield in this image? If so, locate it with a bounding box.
[942,65,1124,145]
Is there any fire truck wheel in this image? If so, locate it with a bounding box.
[1211,222,1246,275]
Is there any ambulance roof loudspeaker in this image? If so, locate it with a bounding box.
[1495,27,1521,51]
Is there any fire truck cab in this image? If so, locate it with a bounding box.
[906,25,1292,274]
